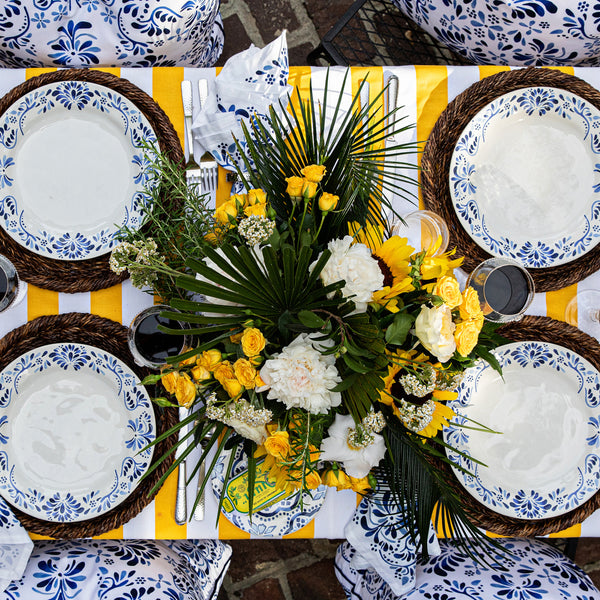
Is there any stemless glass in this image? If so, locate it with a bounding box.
[391,210,449,255]
[565,290,600,339]
[466,258,535,323]
[0,254,25,312]
[128,305,191,369]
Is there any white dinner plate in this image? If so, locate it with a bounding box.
[0,81,157,260]
[450,87,600,268]
[211,445,327,537]
[0,343,155,522]
[444,341,600,520]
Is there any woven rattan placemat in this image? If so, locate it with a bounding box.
[422,67,600,292]
[0,69,183,294]
[0,312,176,539]
[439,315,600,536]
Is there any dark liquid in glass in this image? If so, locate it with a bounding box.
[0,264,18,310]
[484,265,530,315]
[133,314,185,363]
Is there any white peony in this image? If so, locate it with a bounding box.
[319,414,386,478]
[311,236,384,313]
[258,333,342,414]
[414,304,456,363]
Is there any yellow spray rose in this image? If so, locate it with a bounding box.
[264,430,290,460]
[233,358,258,389]
[204,232,219,246]
[304,469,323,490]
[301,164,326,183]
[244,202,267,218]
[302,179,318,199]
[213,360,235,384]
[434,275,462,309]
[247,189,267,205]
[321,467,351,490]
[191,364,211,382]
[459,287,483,320]
[161,371,179,394]
[214,200,238,226]
[285,176,304,199]
[348,475,372,494]
[454,315,484,357]
[241,328,266,357]
[222,377,243,398]
[175,373,196,408]
[197,349,222,371]
[318,192,339,212]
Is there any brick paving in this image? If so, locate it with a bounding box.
[213,2,600,598]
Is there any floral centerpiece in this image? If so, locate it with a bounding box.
[111,75,504,556]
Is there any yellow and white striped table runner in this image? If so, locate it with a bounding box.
[3,65,599,539]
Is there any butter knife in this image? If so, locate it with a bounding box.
[175,406,189,525]
[385,75,400,215]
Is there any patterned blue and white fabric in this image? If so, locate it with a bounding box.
[0,497,33,594]
[1,538,232,600]
[344,491,439,597]
[335,537,600,600]
[392,0,600,66]
[0,0,223,68]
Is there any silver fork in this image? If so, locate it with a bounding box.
[197,79,219,200]
[181,80,202,189]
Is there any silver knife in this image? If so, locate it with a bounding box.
[175,406,189,525]
[193,424,215,520]
[385,75,400,216]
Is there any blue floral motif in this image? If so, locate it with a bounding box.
[51,80,93,109]
[0,156,14,188]
[48,20,101,65]
[392,0,600,66]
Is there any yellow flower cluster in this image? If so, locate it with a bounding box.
[160,328,268,406]
[214,188,269,228]
[433,276,484,357]
[284,164,339,212]
[321,466,372,494]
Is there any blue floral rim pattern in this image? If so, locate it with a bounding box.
[0,80,157,261]
[444,341,600,520]
[450,86,600,268]
[211,445,326,537]
[0,343,155,522]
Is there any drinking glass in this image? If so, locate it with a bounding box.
[0,254,25,312]
[565,290,600,339]
[128,304,191,369]
[466,258,535,323]
[391,210,449,255]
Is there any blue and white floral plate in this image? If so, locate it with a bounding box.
[444,341,600,520]
[0,343,155,522]
[0,81,157,260]
[211,445,326,537]
[450,86,600,268]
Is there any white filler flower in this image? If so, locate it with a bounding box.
[312,235,384,313]
[320,414,386,478]
[259,333,342,414]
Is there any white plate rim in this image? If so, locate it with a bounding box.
[0,80,156,261]
[449,86,600,268]
[444,340,600,520]
[0,342,155,522]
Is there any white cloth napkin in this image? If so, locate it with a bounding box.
[0,497,33,592]
[344,491,440,596]
[191,31,292,174]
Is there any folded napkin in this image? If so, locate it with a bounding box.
[344,490,440,597]
[192,31,292,174]
[0,497,33,592]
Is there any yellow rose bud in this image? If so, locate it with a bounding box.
[229,331,244,344]
[348,475,372,494]
[230,193,247,207]
[161,371,179,394]
[459,287,483,320]
[454,316,483,357]
[304,469,322,490]
[175,373,196,408]
[213,360,235,384]
[191,364,211,382]
[264,430,290,460]
[318,192,338,213]
[321,468,351,490]
[285,176,304,199]
[179,352,196,367]
[233,358,258,389]
[241,328,266,357]
[222,377,243,398]
[244,202,267,218]
[247,189,267,205]
[197,349,222,371]
[301,179,318,199]
[434,275,462,310]
[215,200,238,226]
[301,164,326,183]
